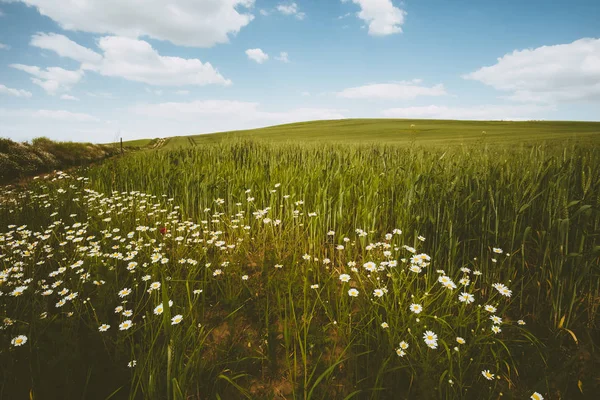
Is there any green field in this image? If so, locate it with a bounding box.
[124,119,600,149]
[2,120,600,400]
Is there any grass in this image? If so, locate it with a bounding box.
[122,119,600,149]
[1,127,599,399]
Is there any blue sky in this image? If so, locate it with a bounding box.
[0,0,599,142]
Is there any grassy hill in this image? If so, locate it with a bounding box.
[124,118,600,149]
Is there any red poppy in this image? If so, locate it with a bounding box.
[159,227,167,235]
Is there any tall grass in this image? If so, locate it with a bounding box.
[1,140,598,399]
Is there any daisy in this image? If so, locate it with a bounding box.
[118,288,132,298]
[11,335,27,346]
[410,303,423,314]
[492,326,501,334]
[423,331,437,346]
[373,289,385,298]
[481,370,494,380]
[241,275,249,280]
[348,288,359,297]
[531,392,544,400]
[381,322,389,329]
[154,304,164,315]
[490,315,502,324]
[399,341,409,350]
[171,314,183,325]
[396,348,406,357]
[98,324,110,332]
[458,292,474,304]
[339,274,351,283]
[484,305,497,313]
[518,319,526,325]
[456,337,466,344]
[119,320,133,330]
[149,282,161,291]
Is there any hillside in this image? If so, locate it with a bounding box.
[124,118,600,149]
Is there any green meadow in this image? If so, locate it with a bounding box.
[2,119,600,399]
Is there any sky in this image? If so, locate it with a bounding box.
[0,0,599,143]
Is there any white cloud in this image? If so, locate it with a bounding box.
[463,38,600,103]
[31,34,231,87]
[301,91,310,96]
[246,48,269,63]
[11,0,255,47]
[276,2,306,20]
[380,104,554,120]
[30,33,102,65]
[145,88,163,96]
[275,51,290,63]
[347,0,407,36]
[337,80,447,100]
[94,36,231,86]
[0,42,9,50]
[60,94,79,101]
[9,64,84,94]
[86,91,114,98]
[175,90,190,95]
[0,84,32,98]
[259,9,269,16]
[0,108,99,122]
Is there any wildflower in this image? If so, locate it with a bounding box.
[458,292,474,304]
[149,282,161,291]
[128,360,137,368]
[241,275,249,280]
[531,392,544,400]
[423,330,438,346]
[399,341,409,350]
[193,289,203,295]
[302,254,311,260]
[10,286,28,296]
[493,247,503,254]
[311,284,319,289]
[171,314,183,325]
[490,315,502,325]
[154,304,164,315]
[410,304,423,314]
[417,236,425,241]
[274,264,283,269]
[373,289,385,298]
[122,310,133,317]
[456,337,466,344]
[115,306,124,313]
[119,320,133,330]
[381,322,389,329]
[348,288,359,297]
[484,305,497,313]
[118,288,132,298]
[99,324,110,332]
[396,348,406,357]
[363,261,376,272]
[492,326,501,334]
[11,335,28,346]
[493,283,512,297]
[481,370,494,380]
[518,319,526,325]
[339,274,351,282]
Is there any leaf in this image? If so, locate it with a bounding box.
[558,315,565,329]
[563,328,579,345]
[578,380,584,393]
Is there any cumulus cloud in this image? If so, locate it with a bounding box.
[463,38,600,103]
[276,2,306,20]
[26,34,231,87]
[346,0,407,36]
[11,0,255,47]
[0,84,32,98]
[9,64,84,94]
[337,80,447,100]
[380,104,554,120]
[0,42,9,50]
[30,32,102,65]
[246,48,269,63]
